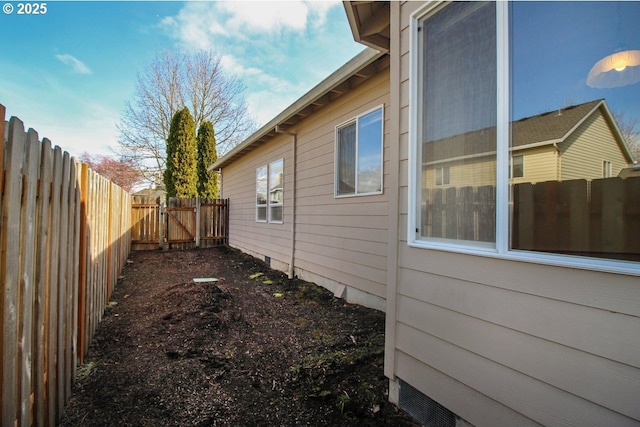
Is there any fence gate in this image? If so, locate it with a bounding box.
[131,197,228,250]
[165,198,197,249]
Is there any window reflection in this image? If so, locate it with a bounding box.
[510,1,639,261]
[415,1,639,262]
[418,1,496,244]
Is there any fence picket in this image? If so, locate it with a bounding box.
[2,117,27,427]
[19,127,41,426]
[34,137,53,426]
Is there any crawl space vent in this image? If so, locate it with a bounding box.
[399,379,456,427]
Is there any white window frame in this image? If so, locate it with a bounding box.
[256,160,284,224]
[435,165,450,186]
[334,105,384,198]
[511,154,524,179]
[408,1,638,276]
[603,160,612,178]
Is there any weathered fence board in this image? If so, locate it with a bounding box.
[513,178,639,260]
[422,178,639,260]
[0,105,132,426]
[422,185,495,243]
[200,199,229,246]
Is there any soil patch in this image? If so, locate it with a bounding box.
[58,247,417,426]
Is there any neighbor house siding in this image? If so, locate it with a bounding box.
[389,2,640,426]
[423,156,496,188]
[222,66,391,305]
[511,145,558,184]
[561,110,630,180]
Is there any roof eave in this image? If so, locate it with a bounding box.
[209,48,386,171]
[343,1,390,52]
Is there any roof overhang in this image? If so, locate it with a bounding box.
[209,48,388,170]
[343,1,390,52]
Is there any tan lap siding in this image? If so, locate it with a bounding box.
[292,70,390,299]
[223,137,292,264]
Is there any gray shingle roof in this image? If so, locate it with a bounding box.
[511,99,603,148]
[423,99,606,163]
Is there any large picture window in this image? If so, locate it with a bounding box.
[411,1,639,273]
[256,159,284,223]
[336,106,384,196]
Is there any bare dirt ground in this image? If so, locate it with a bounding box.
[58,247,417,426]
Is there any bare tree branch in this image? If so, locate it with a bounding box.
[612,110,640,162]
[117,50,256,187]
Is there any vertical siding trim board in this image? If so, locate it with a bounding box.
[385,0,402,381]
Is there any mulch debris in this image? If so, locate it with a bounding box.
[58,247,417,426]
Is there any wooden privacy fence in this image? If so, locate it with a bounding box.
[131,196,228,250]
[422,185,496,242]
[513,177,640,261]
[0,105,132,427]
[422,177,640,260]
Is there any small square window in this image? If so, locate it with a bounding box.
[336,106,384,196]
[512,155,524,178]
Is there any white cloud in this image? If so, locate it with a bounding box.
[160,1,341,49]
[217,1,309,33]
[220,54,306,126]
[159,0,360,128]
[55,54,92,75]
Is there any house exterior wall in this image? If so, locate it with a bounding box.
[221,68,391,309]
[560,109,631,180]
[389,2,640,426]
[222,137,293,268]
[423,156,496,189]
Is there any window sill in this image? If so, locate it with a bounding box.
[407,240,640,277]
[334,190,384,199]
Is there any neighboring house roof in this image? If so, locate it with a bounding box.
[424,99,635,164]
[619,163,640,178]
[343,1,390,52]
[133,187,166,200]
[210,48,388,171]
[513,99,605,149]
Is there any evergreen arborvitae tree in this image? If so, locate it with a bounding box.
[196,121,219,199]
[164,107,198,199]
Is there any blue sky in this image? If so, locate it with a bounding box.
[0,1,364,157]
[511,1,640,124]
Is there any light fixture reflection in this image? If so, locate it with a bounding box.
[587,49,640,89]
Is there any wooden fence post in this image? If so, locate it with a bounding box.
[159,201,166,250]
[195,197,201,248]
